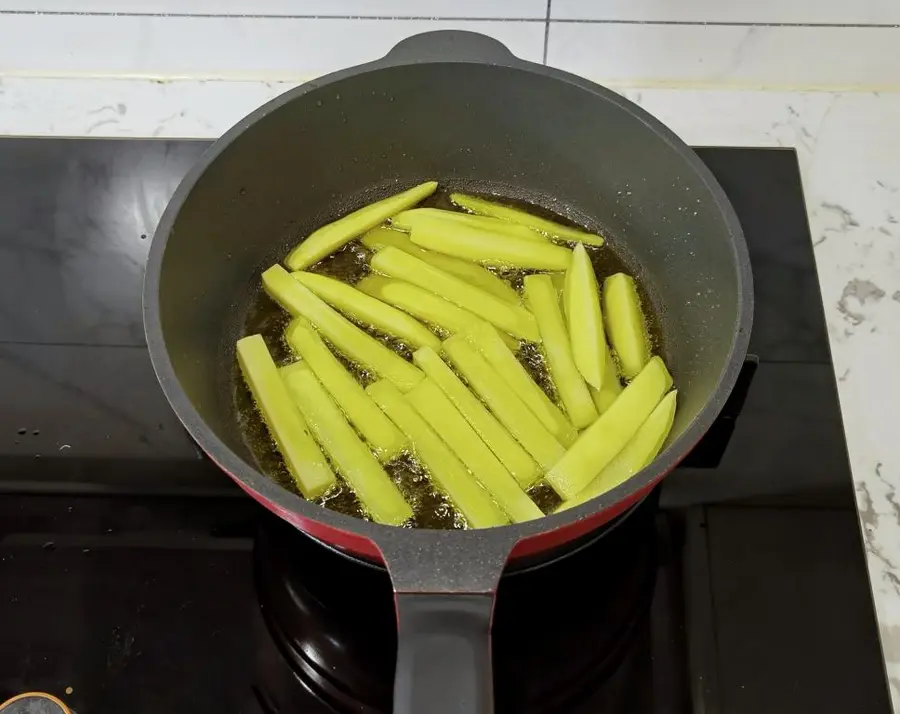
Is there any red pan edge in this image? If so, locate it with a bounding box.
[210,447,673,565]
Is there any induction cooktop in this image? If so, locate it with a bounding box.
[0,140,891,714]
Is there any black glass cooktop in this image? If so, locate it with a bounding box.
[0,141,891,714]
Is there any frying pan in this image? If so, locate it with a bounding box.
[143,30,752,714]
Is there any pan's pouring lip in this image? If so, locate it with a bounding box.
[142,41,754,551]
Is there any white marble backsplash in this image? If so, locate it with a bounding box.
[0,0,899,708]
[0,9,898,89]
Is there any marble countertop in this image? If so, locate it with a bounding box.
[3,74,899,705]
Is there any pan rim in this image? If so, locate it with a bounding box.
[142,45,753,555]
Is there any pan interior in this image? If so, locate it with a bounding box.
[154,61,744,521]
[236,183,662,523]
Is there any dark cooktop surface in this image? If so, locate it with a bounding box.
[0,141,891,714]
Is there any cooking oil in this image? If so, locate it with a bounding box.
[234,187,664,528]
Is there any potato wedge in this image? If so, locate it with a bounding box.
[263,265,423,392]
[565,243,609,389]
[413,346,540,488]
[285,180,437,270]
[392,207,542,242]
[360,227,519,304]
[450,192,604,246]
[603,273,651,379]
[284,318,406,462]
[370,247,539,341]
[545,356,673,499]
[556,390,677,512]
[408,379,543,523]
[410,220,573,271]
[283,365,412,526]
[235,335,335,499]
[464,320,576,446]
[524,274,598,429]
[590,349,624,415]
[366,380,508,528]
[443,334,565,472]
[293,271,440,351]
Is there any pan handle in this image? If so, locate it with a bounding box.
[393,592,495,714]
[384,30,518,64]
[376,528,517,714]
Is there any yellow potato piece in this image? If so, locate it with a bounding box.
[450,192,605,246]
[556,390,677,512]
[357,276,519,352]
[590,349,624,415]
[545,356,673,499]
[551,272,568,310]
[603,273,651,379]
[443,334,565,473]
[409,220,573,271]
[366,380,508,528]
[262,265,423,392]
[464,320,576,446]
[360,227,519,304]
[293,271,440,351]
[565,243,609,390]
[285,181,437,270]
[235,334,335,499]
[392,207,543,242]
[413,346,540,488]
[408,379,543,523]
[370,247,539,342]
[283,319,406,462]
[523,274,598,429]
[357,275,478,334]
[283,366,412,526]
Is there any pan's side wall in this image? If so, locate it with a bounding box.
[157,62,742,461]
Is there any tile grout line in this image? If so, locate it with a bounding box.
[542,0,551,63]
[552,18,900,28]
[0,10,543,20]
[0,10,897,28]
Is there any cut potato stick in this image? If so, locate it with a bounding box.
[357,276,519,351]
[285,180,437,270]
[284,318,406,462]
[413,346,540,488]
[293,271,440,351]
[524,274,598,429]
[545,356,673,499]
[410,221,573,271]
[283,366,412,526]
[263,265,423,392]
[370,247,539,342]
[590,349,624,415]
[565,243,609,389]
[236,335,335,498]
[357,275,480,334]
[556,390,677,512]
[392,207,542,242]
[450,192,604,247]
[464,320,576,446]
[366,380,508,528]
[603,273,651,379]
[408,379,543,523]
[443,334,565,472]
[360,227,519,304]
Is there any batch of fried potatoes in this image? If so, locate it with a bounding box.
[237,181,677,528]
